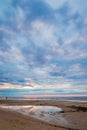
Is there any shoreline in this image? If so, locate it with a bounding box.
[0,99,87,130]
[1,109,73,130]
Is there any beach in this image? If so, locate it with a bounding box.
[0,99,87,130]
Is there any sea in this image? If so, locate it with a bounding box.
[0,96,87,102]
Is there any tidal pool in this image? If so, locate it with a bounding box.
[0,105,69,127]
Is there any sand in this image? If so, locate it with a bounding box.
[0,99,87,130]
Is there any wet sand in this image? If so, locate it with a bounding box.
[0,99,87,130]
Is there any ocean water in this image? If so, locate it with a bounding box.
[0,96,87,102]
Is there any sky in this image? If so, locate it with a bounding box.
[0,0,87,97]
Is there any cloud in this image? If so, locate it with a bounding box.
[44,0,67,9]
[0,0,87,95]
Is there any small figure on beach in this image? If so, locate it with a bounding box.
[6,97,7,100]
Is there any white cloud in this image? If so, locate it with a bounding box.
[0,82,40,90]
[66,64,87,77]
[0,45,25,63]
[15,6,26,29]
[30,20,57,47]
[45,0,67,9]
[0,83,22,89]
[0,0,87,94]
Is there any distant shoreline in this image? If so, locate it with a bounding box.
[0,96,87,102]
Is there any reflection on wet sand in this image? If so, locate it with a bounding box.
[0,105,69,127]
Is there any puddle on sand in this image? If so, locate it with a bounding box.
[0,105,69,127]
